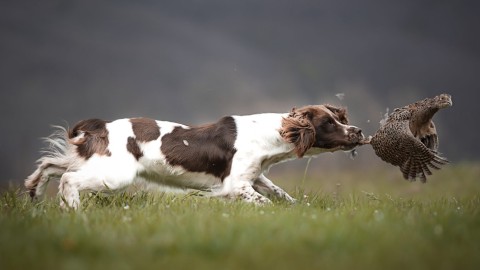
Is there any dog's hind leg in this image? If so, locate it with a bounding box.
[58,170,135,210]
[25,161,68,200]
[25,125,73,200]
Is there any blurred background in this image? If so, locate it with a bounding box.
[1,0,479,188]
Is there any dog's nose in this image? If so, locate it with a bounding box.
[349,126,362,135]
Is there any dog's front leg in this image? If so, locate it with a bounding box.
[222,157,271,205]
[253,174,296,203]
[221,164,271,205]
[230,183,272,205]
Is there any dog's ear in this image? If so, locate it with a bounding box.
[281,108,316,158]
[325,104,348,124]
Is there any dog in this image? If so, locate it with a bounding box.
[25,104,366,209]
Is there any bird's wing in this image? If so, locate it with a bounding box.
[418,120,439,151]
[420,133,439,152]
[371,119,448,182]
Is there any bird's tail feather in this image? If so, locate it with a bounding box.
[400,151,448,183]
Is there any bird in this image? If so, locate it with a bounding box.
[369,94,452,182]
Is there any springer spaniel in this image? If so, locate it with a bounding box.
[25,105,366,209]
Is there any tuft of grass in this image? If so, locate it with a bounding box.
[1,164,480,270]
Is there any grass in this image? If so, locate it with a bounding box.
[1,163,480,270]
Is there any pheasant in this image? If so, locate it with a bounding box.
[369,94,452,182]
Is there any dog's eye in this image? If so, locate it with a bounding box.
[322,118,335,128]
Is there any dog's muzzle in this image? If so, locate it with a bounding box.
[347,126,364,144]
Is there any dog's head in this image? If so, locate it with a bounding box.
[280,105,365,157]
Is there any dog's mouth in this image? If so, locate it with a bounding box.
[347,132,369,146]
[341,132,371,150]
[342,133,370,158]
[341,144,358,151]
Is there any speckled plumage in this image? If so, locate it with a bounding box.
[370,94,452,182]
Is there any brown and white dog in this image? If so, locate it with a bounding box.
[25,105,365,209]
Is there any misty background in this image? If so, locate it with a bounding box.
[1,0,479,187]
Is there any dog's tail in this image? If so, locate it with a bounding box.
[25,126,76,199]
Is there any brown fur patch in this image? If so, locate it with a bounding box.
[280,107,316,157]
[68,119,111,158]
[127,137,143,160]
[130,118,160,142]
[161,116,237,180]
[325,104,348,124]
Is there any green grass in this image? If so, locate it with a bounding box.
[1,164,480,270]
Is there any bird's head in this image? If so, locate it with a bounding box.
[433,94,453,109]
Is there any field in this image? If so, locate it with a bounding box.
[1,163,480,270]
